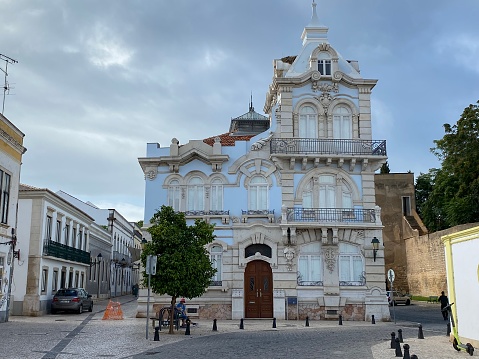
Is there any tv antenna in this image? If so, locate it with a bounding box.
[0,53,18,115]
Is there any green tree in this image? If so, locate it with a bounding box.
[380,161,390,174]
[141,205,216,334]
[420,100,479,231]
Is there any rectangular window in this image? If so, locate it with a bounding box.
[0,170,11,224]
[52,270,58,292]
[55,220,61,242]
[0,256,4,290]
[72,227,76,248]
[298,255,321,284]
[80,272,84,288]
[41,268,48,293]
[168,183,181,211]
[339,255,363,282]
[64,223,70,245]
[210,184,223,211]
[75,272,79,287]
[318,60,331,75]
[45,215,53,241]
[79,230,83,251]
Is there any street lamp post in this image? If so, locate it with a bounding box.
[371,237,380,262]
[96,253,103,299]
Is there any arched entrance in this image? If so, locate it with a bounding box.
[244,260,273,318]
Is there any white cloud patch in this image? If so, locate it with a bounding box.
[94,201,144,222]
[84,23,134,68]
[371,98,394,139]
[435,33,479,74]
[202,48,228,69]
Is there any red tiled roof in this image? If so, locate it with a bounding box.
[203,132,255,147]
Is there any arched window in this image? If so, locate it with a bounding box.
[187,177,204,211]
[248,175,268,211]
[298,242,322,285]
[210,245,222,285]
[319,175,336,208]
[339,243,364,285]
[168,179,181,211]
[299,106,317,138]
[333,106,352,139]
[302,179,313,208]
[317,52,331,76]
[210,178,223,212]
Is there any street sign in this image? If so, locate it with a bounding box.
[146,255,157,275]
[387,268,395,283]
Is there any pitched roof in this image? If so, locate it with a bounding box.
[203,132,255,147]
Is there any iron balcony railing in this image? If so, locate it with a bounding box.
[270,138,387,156]
[43,240,90,264]
[286,208,376,223]
[242,209,275,215]
[184,210,230,216]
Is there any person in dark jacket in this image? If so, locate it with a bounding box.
[439,291,449,320]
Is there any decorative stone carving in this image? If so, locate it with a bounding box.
[145,167,158,180]
[323,246,337,273]
[251,132,274,151]
[283,246,295,271]
[317,92,333,112]
[318,82,339,93]
[232,216,240,223]
[333,71,343,81]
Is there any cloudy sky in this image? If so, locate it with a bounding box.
[1,0,479,222]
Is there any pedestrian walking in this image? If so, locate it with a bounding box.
[439,291,449,320]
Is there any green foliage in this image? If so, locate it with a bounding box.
[380,161,390,174]
[419,100,479,231]
[141,206,216,323]
[137,220,143,228]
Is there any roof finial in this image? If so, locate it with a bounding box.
[311,0,319,24]
[249,92,254,112]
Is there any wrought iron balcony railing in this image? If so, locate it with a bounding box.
[286,208,375,223]
[184,210,230,216]
[43,240,90,264]
[270,138,387,156]
[242,209,275,215]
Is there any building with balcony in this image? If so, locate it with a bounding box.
[0,113,26,322]
[14,185,94,316]
[138,3,389,321]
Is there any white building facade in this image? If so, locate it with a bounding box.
[14,185,94,316]
[138,3,389,321]
[0,113,26,322]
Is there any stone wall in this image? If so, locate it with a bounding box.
[405,223,479,297]
[294,303,364,321]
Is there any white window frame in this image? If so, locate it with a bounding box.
[45,215,53,242]
[168,179,181,211]
[52,270,58,292]
[298,242,322,285]
[299,106,317,138]
[41,268,48,294]
[187,177,204,211]
[339,243,364,285]
[0,170,11,224]
[333,106,352,139]
[210,245,222,284]
[210,178,224,212]
[318,59,331,76]
[248,175,268,211]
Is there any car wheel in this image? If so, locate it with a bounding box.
[78,304,83,314]
[88,303,93,312]
[406,299,411,306]
[51,309,56,314]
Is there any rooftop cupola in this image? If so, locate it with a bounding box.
[301,0,329,45]
[229,95,270,136]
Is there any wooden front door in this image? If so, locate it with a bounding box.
[244,260,273,318]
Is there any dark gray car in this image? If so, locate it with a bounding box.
[51,288,93,314]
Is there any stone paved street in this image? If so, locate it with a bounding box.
[0,296,471,359]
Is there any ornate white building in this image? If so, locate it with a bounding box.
[138,3,389,321]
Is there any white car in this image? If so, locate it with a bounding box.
[387,291,411,306]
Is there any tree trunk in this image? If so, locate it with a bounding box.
[169,296,176,334]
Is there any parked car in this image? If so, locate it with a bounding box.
[387,291,411,306]
[51,288,93,314]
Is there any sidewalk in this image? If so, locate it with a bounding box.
[4,296,467,359]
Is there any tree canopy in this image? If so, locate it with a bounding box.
[141,205,216,333]
[416,100,479,231]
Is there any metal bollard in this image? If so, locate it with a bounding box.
[403,343,410,359]
[213,318,217,331]
[395,338,403,357]
[390,332,396,349]
[418,324,424,339]
[240,318,244,329]
[272,317,276,328]
[398,328,403,343]
[338,314,342,325]
[305,316,310,327]
[154,326,160,341]
[410,355,418,359]
[185,320,190,335]
[372,314,376,324]
[446,322,450,336]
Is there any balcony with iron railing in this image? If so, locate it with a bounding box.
[43,240,90,265]
[270,138,387,156]
[286,207,376,223]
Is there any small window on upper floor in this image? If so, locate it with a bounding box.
[317,53,331,76]
[168,179,181,211]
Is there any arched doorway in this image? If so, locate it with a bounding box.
[244,260,273,318]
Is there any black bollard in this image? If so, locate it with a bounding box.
[154,326,160,341]
[338,314,343,325]
[272,317,276,328]
[446,322,451,336]
[372,314,376,324]
[185,320,191,335]
[398,328,403,343]
[240,318,244,329]
[213,318,217,331]
[410,355,418,359]
[305,316,310,327]
[390,332,396,349]
[395,338,403,357]
[403,343,410,359]
[418,324,424,339]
